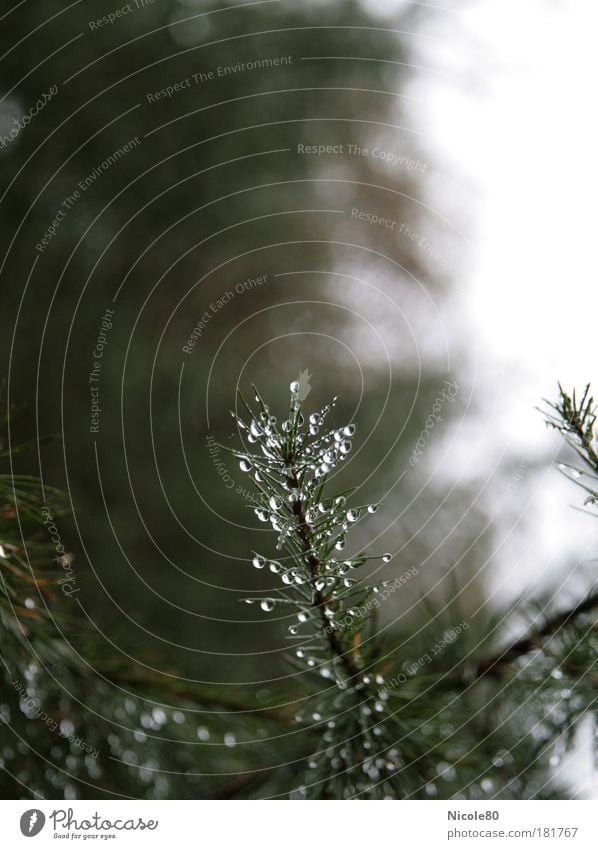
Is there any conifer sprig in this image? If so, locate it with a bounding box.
[541,383,598,506]
[229,381,405,798]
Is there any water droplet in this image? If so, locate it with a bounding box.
[250,421,262,438]
[382,553,392,563]
[312,712,322,721]
[290,381,300,393]
[335,538,346,550]
[551,668,563,680]
[346,509,359,522]
[252,555,265,570]
[260,599,275,612]
[297,610,308,623]
[344,424,356,437]
[282,419,293,433]
[224,733,237,748]
[315,579,326,591]
[282,573,292,584]
[309,413,321,425]
[255,509,269,522]
[239,458,251,472]
[152,708,167,725]
[197,727,210,741]
[296,649,304,658]
[367,504,378,514]
[339,441,352,455]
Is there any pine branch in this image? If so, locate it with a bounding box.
[471,587,598,681]
[539,383,598,506]
[228,380,404,798]
[461,384,598,682]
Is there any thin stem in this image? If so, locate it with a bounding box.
[287,451,361,681]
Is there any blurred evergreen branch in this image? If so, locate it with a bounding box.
[0,399,299,800]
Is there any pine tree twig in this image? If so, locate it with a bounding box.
[228,381,403,798]
[470,589,598,682]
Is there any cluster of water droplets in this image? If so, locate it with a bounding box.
[233,385,395,680]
